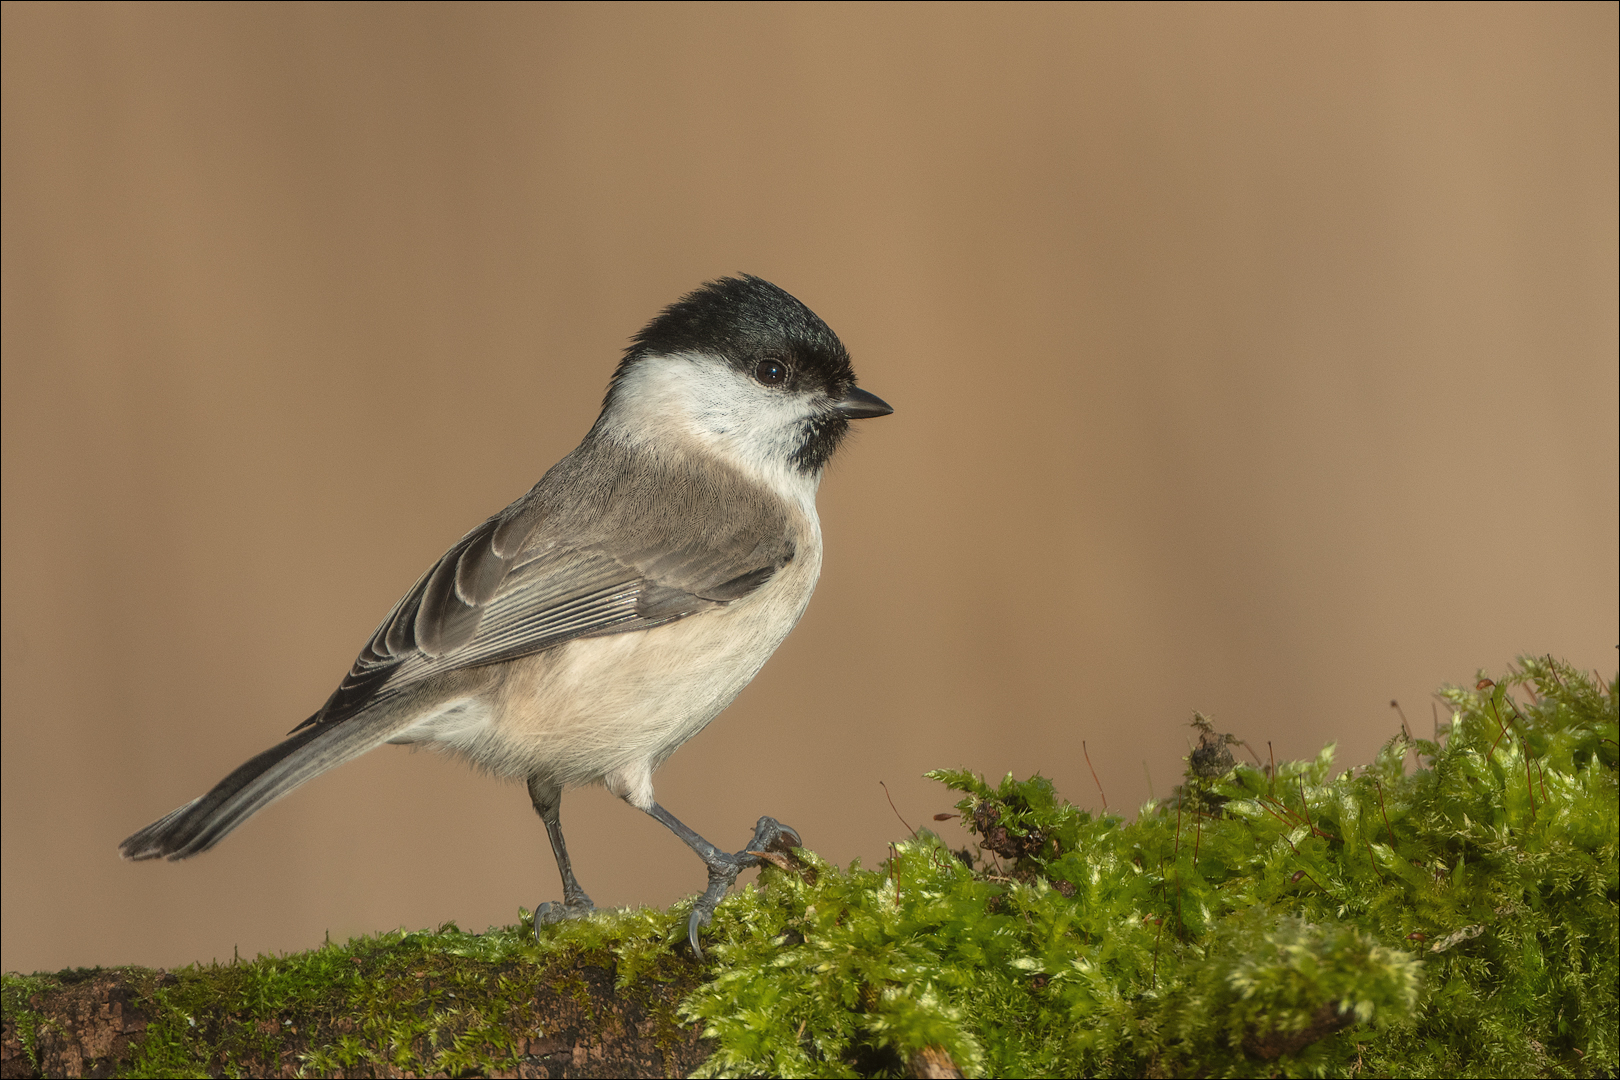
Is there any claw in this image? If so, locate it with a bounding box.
[687,906,708,958]
[754,818,802,853]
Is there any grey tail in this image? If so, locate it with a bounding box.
[119,714,398,861]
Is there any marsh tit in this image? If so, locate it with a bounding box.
[120,275,892,952]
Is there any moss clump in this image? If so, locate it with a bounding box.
[686,656,1616,1077]
[3,657,1614,1078]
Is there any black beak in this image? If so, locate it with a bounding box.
[830,386,894,419]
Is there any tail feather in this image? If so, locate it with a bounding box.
[119,713,402,861]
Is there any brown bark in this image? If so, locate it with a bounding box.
[3,971,156,1080]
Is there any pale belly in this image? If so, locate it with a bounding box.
[407,543,821,806]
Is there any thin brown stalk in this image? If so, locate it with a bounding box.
[1375,781,1396,847]
[879,781,917,839]
[1083,740,1108,810]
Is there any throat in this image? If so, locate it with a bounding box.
[701,425,824,518]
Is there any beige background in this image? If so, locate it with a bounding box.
[3,2,1615,976]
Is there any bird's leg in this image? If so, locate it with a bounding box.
[528,775,595,933]
[643,802,801,957]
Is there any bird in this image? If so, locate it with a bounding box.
[119,274,893,953]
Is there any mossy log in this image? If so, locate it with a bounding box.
[4,657,1613,1078]
[1,949,716,1079]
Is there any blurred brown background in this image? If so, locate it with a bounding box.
[3,2,1616,976]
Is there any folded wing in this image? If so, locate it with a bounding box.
[298,437,797,732]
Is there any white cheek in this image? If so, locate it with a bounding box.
[603,354,822,512]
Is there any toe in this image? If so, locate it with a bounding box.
[750,816,802,854]
[534,899,594,935]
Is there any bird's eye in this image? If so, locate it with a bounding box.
[754,358,787,386]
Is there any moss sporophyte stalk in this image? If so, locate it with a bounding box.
[3,656,1615,1078]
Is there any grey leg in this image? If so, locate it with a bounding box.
[529,775,594,934]
[643,802,801,957]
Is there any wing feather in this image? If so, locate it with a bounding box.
[292,439,797,734]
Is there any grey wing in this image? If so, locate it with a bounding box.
[292,495,794,733]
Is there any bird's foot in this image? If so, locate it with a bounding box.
[686,816,802,958]
[533,894,595,939]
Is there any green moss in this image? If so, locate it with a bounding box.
[4,656,1614,1078]
[684,656,1616,1077]
[115,907,706,1078]
[0,970,56,1071]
